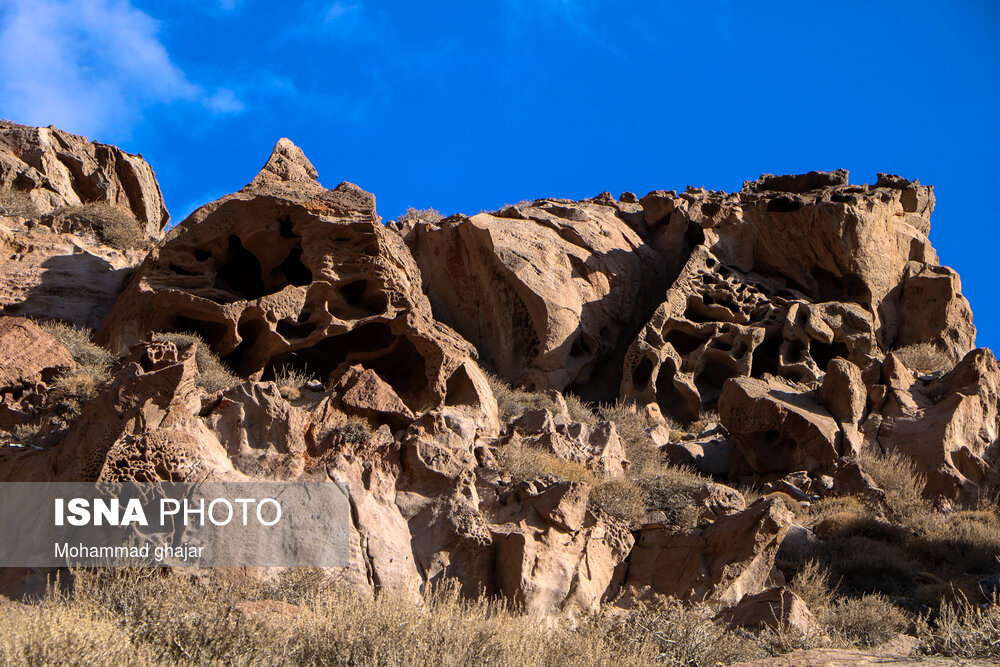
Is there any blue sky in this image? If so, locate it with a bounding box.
[0,0,997,352]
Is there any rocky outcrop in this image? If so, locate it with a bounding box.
[623,171,975,423]
[96,140,496,430]
[0,120,168,233]
[405,195,668,401]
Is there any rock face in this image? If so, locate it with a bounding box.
[0,120,168,233]
[405,195,667,401]
[1,137,997,623]
[623,171,975,423]
[0,121,169,329]
[96,140,494,425]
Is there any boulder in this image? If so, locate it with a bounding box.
[622,498,793,605]
[406,196,668,400]
[720,376,845,474]
[0,317,75,390]
[717,587,820,636]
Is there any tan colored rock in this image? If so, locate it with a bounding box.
[865,348,1000,499]
[625,171,975,422]
[0,317,75,389]
[0,215,147,329]
[717,587,820,635]
[406,196,667,400]
[333,364,415,429]
[96,139,496,433]
[502,409,628,478]
[819,357,866,427]
[622,498,793,605]
[720,375,845,474]
[0,120,168,233]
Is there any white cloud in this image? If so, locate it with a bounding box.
[205,88,245,114]
[0,0,199,139]
[325,2,360,22]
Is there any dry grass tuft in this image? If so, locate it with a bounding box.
[154,332,240,394]
[334,419,372,446]
[36,320,113,369]
[916,593,1000,658]
[895,342,953,374]
[57,203,149,251]
[589,477,646,527]
[395,207,444,225]
[0,189,40,217]
[272,364,317,390]
[486,372,594,424]
[498,443,596,486]
[0,568,776,666]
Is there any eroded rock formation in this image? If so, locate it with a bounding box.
[0,125,996,629]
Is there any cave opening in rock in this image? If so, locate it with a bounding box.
[278,247,312,286]
[655,361,699,423]
[665,328,704,356]
[631,357,653,390]
[766,196,802,213]
[215,235,266,301]
[694,357,738,405]
[750,335,782,377]
[809,339,850,372]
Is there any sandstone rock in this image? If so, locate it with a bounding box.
[332,364,415,429]
[0,120,169,233]
[865,348,1000,499]
[407,196,667,400]
[717,587,820,635]
[720,376,845,474]
[501,410,628,478]
[96,139,496,434]
[0,317,74,390]
[661,431,737,476]
[0,215,147,329]
[625,171,975,422]
[622,498,793,605]
[819,358,866,427]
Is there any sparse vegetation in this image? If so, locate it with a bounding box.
[394,207,443,226]
[497,443,595,485]
[917,593,1000,658]
[56,203,150,251]
[334,419,372,446]
[589,477,646,526]
[34,321,114,423]
[486,372,594,424]
[36,320,114,369]
[0,569,777,666]
[153,332,240,393]
[0,188,40,217]
[895,342,953,374]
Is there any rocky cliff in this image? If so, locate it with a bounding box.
[0,123,996,630]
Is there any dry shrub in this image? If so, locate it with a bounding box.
[858,447,932,529]
[0,188,40,217]
[50,369,107,420]
[57,203,149,251]
[497,443,595,485]
[334,419,372,445]
[790,560,836,616]
[0,598,152,666]
[395,207,443,225]
[272,364,317,390]
[595,401,664,475]
[639,466,707,527]
[486,372,594,424]
[828,594,909,648]
[590,477,646,527]
[6,568,772,666]
[154,332,239,393]
[36,320,113,369]
[895,342,952,374]
[917,593,1000,658]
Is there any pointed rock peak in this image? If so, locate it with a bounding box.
[247,138,321,190]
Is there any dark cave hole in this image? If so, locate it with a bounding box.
[694,358,737,403]
[167,316,229,349]
[168,263,198,277]
[216,235,266,300]
[750,336,782,377]
[340,279,368,306]
[684,221,706,248]
[701,202,721,217]
[655,362,699,424]
[194,249,212,262]
[221,318,269,374]
[278,215,296,239]
[665,328,704,356]
[276,318,318,340]
[631,357,653,389]
[278,247,312,286]
[766,196,802,213]
[809,339,850,372]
